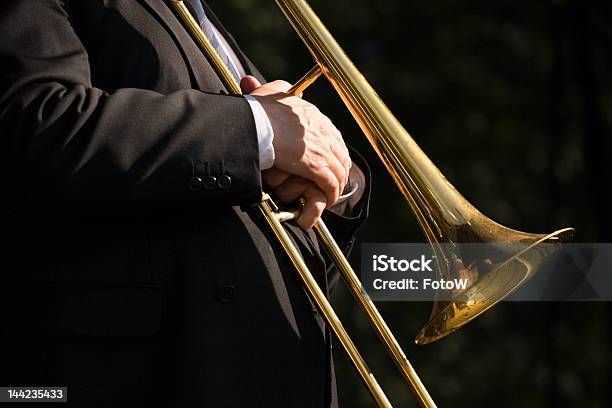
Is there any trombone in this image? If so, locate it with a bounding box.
[170,1,574,407]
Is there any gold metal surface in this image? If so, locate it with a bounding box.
[314,221,436,407]
[260,196,393,408]
[274,0,574,345]
[288,65,322,95]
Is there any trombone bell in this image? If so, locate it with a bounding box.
[415,226,574,345]
[275,0,574,344]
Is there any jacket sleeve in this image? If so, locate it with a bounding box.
[0,0,262,213]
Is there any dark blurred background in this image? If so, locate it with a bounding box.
[211,0,611,406]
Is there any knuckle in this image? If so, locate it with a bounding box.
[306,152,329,172]
[308,102,321,113]
[299,212,314,228]
[337,164,346,180]
[272,79,291,88]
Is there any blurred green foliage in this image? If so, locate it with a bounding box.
[211,1,611,406]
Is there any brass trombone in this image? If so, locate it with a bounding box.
[170,1,574,407]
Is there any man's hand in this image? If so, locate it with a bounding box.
[261,168,327,229]
[241,76,351,205]
[241,75,351,229]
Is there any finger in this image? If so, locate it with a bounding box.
[324,152,348,204]
[347,159,354,187]
[330,139,351,188]
[272,177,326,228]
[290,89,304,99]
[298,166,340,208]
[274,176,311,204]
[248,80,293,97]
[297,187,327,229]
[262,168,291,189]
[240,75,262,94]
[322,117,351,187]
[316,113,350,189]
[266,80,292,94]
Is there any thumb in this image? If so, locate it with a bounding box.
[240,75,262,94]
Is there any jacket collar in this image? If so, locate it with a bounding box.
[139,0,255,91]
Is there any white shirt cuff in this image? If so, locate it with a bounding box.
[245,95,275,170]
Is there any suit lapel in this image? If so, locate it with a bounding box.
[139,0,266,89]
[200,1,256,78]
[139,0,229,92]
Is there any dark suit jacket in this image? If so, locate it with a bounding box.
[0,1,370,407]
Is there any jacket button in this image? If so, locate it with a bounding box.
[217,174,232,190]
[217,285,237,303]
[187,176,203,192]
[203,176,217,191]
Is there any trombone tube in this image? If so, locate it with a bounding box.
[288,65,323,95]
[259,196,393,408]
[314,220,436,408]
[170,1,241,94]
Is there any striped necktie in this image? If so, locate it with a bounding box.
[184,0,242,83]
